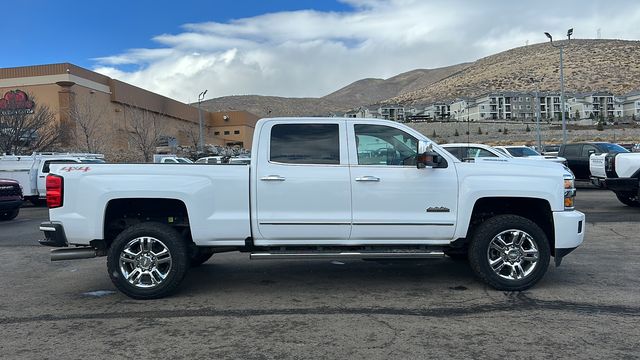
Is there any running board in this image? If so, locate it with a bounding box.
[250,251,445,260]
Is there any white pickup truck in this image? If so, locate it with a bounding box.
[40,118,584,299]
[0,153,105,205]
[590,152,640,206]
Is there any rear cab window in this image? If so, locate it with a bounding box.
[269,124,340,165]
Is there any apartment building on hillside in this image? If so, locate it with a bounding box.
[567,92,623,119]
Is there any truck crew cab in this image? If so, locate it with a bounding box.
[40,118,584,299]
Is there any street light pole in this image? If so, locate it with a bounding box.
[197,90,208,152]
[530,77,543,152]
[545,28,572,145]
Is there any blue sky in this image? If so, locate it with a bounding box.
[2,0,640,101]
[1,0,349,69]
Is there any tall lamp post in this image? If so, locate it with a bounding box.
[544,28,573,145]
[530,77,544,152]
[197,90,208,152]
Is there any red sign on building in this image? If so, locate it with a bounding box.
[0,90,35,115]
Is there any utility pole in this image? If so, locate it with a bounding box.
[545,28,573,145]
[531,77,543,151]
[197,90,208,152]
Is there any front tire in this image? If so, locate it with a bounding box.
[614,192,640,207]
[107,222,189,299]
[468,215,550,291]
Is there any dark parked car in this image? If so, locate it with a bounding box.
[0,178,23,221]
[558,142,629,180]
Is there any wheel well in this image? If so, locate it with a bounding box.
[103,198,190,247]
[469,197,555,254]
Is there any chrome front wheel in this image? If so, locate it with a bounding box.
[487,229,539,281]
[469,215,550,291]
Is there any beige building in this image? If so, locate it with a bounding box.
[0,63,259,157]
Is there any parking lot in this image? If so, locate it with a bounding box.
[0,186,638,359]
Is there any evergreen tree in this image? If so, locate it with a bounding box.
[454,129,459,136]
[525,124,531,132]
[477,126,482,135]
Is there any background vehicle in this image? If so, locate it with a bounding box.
[590,152,640,207]
[441,143,507,161]
[559,142,628,181]
[195,156,226,164]
[0,178,23,221]
[40,118,584,299]
[154,155,193,164]
[228,156,251,164]
[0,153,104,204]
[493,146,566,164]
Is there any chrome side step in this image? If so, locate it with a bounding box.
[250,251,445,260]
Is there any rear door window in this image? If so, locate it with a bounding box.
[270,124,340,164]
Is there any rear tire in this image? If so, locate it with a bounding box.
[468,215,550,291]
[107,222,189,299]
[614,192,640,207]
[0,208,19,221]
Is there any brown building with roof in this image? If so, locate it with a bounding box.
[0,63,259,159]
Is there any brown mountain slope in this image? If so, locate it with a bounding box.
[323,64,469,105]
[389,39,640,105]
[201,65,468,117]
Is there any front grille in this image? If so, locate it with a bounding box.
[0,185,22,197]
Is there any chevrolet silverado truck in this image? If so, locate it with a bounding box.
[40,118,585,299]
[590,152,640,207]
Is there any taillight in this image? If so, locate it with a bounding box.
[46,174,63,208]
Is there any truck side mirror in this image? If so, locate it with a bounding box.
[417,140,447,169]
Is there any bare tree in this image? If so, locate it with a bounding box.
[0,91,63,154]
[69,93,109,153]
[178,122,200,150]
[126,107,166,162]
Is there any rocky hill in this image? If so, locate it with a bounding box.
[390,39,640,104]
[200,65,467,117]
[201,39,640,117]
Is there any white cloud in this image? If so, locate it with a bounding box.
[92,0,640,103]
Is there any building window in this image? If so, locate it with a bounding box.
[234,130,240,135]
[224,131,230,135]
[214,131,220,136]
[526,97,530,101]
[526,105,531,109]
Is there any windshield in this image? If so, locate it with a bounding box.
[176,158,191,163]
[600,143,629,153]
[506,147,540,157]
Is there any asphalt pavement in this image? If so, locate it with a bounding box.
[0,189,638,359]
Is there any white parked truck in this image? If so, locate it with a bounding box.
[40,118,585,299]
[0,153,104,204]
[590,152,640,207]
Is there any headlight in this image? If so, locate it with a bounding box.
[563,174,576,210]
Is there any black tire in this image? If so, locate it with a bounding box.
[107,222,189,300]
[468,215,550,291]
[615,192,640,207]
[0,208,19,221]
[190,248,214,267]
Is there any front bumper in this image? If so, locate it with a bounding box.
[605,178,639,194]
[39,222,68,247]
[553,210,585,266]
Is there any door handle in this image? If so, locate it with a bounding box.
[355,176,380,182]
[260,175,286,181]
